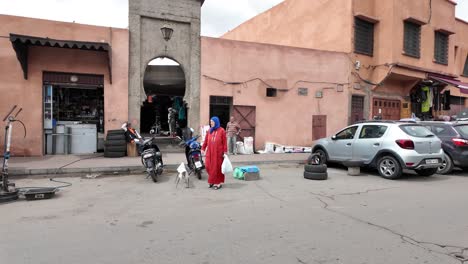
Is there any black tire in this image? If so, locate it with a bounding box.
[304,164,327,173]
[415,168,438,177]
[377,155,402,179]
[437,153,454,175]
[311,149,328,165]
[104,151,126,158]
[303,171,328,180]
[105,139,126,147]
[150,170,158,182]
[107,129,125,135]
[105,145,127,152]
[196,170,202,180]
[106,134,126,141]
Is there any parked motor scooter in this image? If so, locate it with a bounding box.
[122,122,163,182]
[178,135,205,180]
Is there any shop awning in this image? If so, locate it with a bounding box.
[9,33,112,83]
[429,74,468,94]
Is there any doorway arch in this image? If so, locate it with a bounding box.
[140,57,188,135]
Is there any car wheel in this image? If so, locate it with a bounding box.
[311,149,327,165]
[304,164,327,173]
[437,153,454,175]
[105,145,127,152]
[377,155,402,179]
[415,168,438,177]
[303,171,328,180]
[105,139,127,147]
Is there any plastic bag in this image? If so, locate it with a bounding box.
[221,154,233,174]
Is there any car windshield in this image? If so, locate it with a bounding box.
[399,125,434,138]
[455,125,468,138]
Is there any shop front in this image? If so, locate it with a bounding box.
[43,72,105,154]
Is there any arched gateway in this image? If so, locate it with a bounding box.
[128,0,203,131]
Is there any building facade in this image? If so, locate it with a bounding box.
[0,15,129,156]
[223,0,468,123]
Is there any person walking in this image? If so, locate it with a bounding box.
[226,116,241,155]
[201,116,227,190]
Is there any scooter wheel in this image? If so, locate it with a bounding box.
[150,170,158,183]
[196,170,202,180]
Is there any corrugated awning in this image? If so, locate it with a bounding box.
[429,74,468,94]
[9,33,112,83]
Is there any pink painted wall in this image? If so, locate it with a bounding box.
[0,15,129,156]
[201,37,352,149]
[221,0,353,53]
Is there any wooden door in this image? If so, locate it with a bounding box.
[232,105,256,143]
[351,95,364,123]
[372,98,401,120]
[312,115,327,140]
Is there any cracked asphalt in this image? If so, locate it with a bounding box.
[1,164,468,264]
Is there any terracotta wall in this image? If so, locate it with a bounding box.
[0,15,129,156]
[221,0,353,53]
[201,37,352,149]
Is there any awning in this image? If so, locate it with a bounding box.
[9,33,112,83]
[428,74,468,94]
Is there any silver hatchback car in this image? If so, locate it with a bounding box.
[312,121,444,179]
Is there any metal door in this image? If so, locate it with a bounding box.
[351,95,364,123]
[372,98,401,120]
[312,115,327,140]
[232,105,256,143]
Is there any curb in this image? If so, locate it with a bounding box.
[9,159,306,177]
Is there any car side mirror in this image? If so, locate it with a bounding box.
[331,135,337,140]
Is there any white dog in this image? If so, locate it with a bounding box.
[175,162,190,188]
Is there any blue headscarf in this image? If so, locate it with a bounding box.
[209,116,220,134]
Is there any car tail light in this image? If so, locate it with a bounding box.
[396,139,414,149]
[452,138,468,146]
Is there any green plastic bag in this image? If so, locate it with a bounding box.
[233,167,244,180]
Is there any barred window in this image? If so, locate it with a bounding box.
[434,31,449,65]
[354,18,374,56]
[404,21,421,58]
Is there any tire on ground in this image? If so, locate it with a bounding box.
[105,139,126,147]
[104,151,126,158]
[107,129,124,134]
[437,152,454,175]
[105,145,127,152]
[304,164,327,173]
[303,171,328,180]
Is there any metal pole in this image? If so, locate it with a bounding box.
[2,121,12,192]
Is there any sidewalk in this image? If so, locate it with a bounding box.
[5,153,310,176]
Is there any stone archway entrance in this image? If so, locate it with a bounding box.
[141,57,187,135]
[128,0,203,131]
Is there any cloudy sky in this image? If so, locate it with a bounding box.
[0,0,467,37]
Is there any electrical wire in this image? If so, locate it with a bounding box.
[427,0,432,24]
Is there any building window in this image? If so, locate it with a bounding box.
[463,56,468,76]
[403,21,421,58]
[266,88,277,97]
[434,31,449,65]
[354,18,374,56]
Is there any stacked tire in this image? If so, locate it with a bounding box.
[104,129,127,158]
[304,153,328,180]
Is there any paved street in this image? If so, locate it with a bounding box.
[1,164,468,264]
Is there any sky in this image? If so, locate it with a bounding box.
[0,0,467,37]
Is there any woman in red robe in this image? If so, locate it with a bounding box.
[202,116,227,190]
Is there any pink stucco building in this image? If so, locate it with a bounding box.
[0,15,128,156]
[2,0,468,156]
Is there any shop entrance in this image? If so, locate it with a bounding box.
[43,72,104,155]
[142,58,187,137]
[209,96,233,128]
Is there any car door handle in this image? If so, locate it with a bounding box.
[373,143,380,146]
[346,143,352,146]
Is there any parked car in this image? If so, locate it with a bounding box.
[418,121,468,174]
[312,121,444,179]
